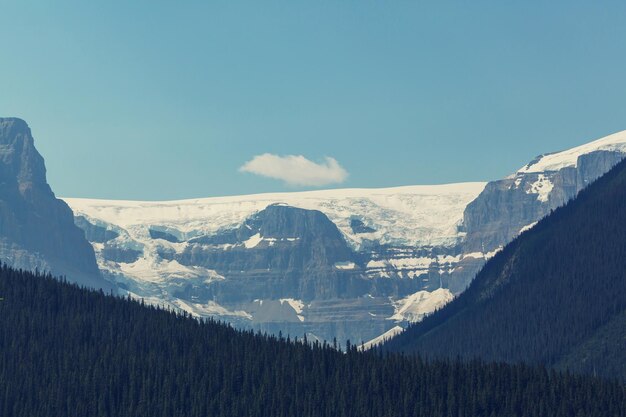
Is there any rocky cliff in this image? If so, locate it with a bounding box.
[0,118,109,289]
[462,149,626,254]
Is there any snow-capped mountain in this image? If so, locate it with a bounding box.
[462,130,626,255]
[64,130,626,344]
[517,130,626,174]
[65,184,483,343]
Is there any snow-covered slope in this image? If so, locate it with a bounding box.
[360,326,405,350]
[517,130,626,173]
[390,288,454,322]
[64,183,486,344]
[65,183,486,250]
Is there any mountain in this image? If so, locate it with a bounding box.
[65,184,483,343]
[63,130,626,344]
[384,157,626,380]
[462,130,626,254]
[1,264,624,417]
[0,118,109,289]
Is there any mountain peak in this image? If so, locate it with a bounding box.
[387,157,626,379]
[517,130,626,174]
[0,117,29,130]
[0,116,48,192]
[0,118,110,289]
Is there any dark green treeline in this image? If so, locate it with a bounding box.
[0,266,624,417]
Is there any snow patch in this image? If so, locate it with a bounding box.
[437,254,462,264]
[526,174,554,202]
[360,326,404,350]
[390,288,454,322]
[243,233,263,248]
[334,261,356,270]
[366,260,387,269]
[389,257,433,270]
[463,252,485,260]
[126,292,251,320]
[173,299,252,320]
[519,221,538,234]
[484,247,502,260]
[280,298,305,322]
[117,257,224,284]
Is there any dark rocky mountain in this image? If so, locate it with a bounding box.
[175,204,360,300]
[385,157,626,380]
[0,118,109,289]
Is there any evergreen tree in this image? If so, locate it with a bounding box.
[0,264,624,416]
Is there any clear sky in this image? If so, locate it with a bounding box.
[1,1,626,200]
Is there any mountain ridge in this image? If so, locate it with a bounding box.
[384,156,626,379]
[62,128,626,344]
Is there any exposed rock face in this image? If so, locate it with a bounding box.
[75,215,120,243]
[462,150,626,255]
[384,157,626,380]
[175,204,359,301]
[0,118,108,289]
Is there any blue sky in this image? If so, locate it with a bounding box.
[1,1,626,200]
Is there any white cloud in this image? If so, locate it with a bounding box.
[239,154,348,187]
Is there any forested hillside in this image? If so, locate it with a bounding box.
[0,265,624,417]
[385,157,626,380]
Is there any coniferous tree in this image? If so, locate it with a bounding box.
[0,264,624,417]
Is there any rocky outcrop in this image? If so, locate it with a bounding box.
[0,118,109,289]
[462,150,625,255]
[176,204,372,301]
[75,215,119,243]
